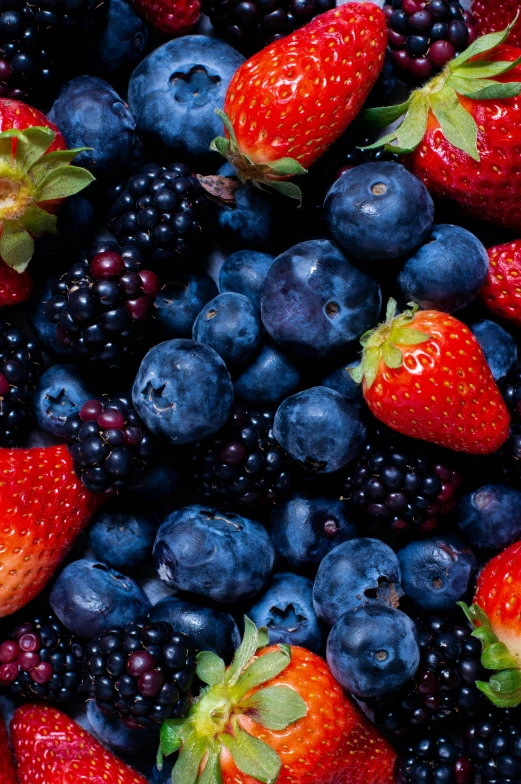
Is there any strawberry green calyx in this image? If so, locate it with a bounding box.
[458,602,521,708]
[0,126,94,273]
[157,617,307,784]
[210,109,307,204]
[350,299,430,390]
[363,16,521,161]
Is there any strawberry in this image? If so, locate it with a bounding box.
[0,713,17,784]
[350,300,510,455]
[210,2,387,200]
[133,0,200,34]
[0,258,32,307]
[0,98,94,274]
[158,618,396,784]
[364,22,521,232]
[0,445,102,619]
[480,239,521,327]
[472,0,521,47]
[11,703,147,784]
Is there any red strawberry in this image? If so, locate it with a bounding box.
[0,258,32,307]
[158,618,396,784]
[0,714,17,784]
[211,3,387,200]
[350,300,510,455]
[133,0,200,34]
[11,704,147,784]
[480,239,521,327]
[472,0,521,47]
[0,445,102,619]
[0,99,65,152]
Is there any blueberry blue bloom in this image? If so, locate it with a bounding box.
[34,365,93,439]
[470,319,517,382]
[90,509,158,570]
[219,250,275,309]
[234,342,302,406]
[192,292,262,365]
[457,484,521,550]
[155,274,218,339]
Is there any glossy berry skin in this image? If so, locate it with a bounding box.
[470,319,517,382]
[0,319,42,447]
[313,538,403,626]
[0,714,16,784]
[192,292,262,365]
[0,258,32,307]
[33,365,93,439]
[465,709,521,783]
[133,0,200,34]
[217,169,278,247]
[457,484,521,551]
[234,341,302,406]
[271,495,356,570]
[362,310,510,454]
[324,162,434,262]
[326,605,420,698]
[472,0,521,47]
[219,250,275,309]
[50,559,150,638]
[480,239,521,328]
[0,98,64,150]
[90,509,158,569]
[222,3,387,172]
[474,540,521,659]
[86,701,159,758]
[91,0,148,79]
[154,273,218,338]
[398,224,489,313]
[153,505,274,604]
[321,361,363,403]
[398,536,476,610]
[397,734,473,784]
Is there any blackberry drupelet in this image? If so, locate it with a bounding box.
[465,710,521,783]
[201,0,335,55]
[85,621,196,729]
[193,404,296,509]
[384,0,476,84]
[0,613,85,704]
[342,437,463,536]
[367,612,486,737]
[64,395,155,494]
[396,734,474,783]
[109,163,214,270]
[44,241,160,366]
[0,319,41,447]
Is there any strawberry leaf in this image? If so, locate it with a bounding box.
[231,649,291,701]
[382,343,403,369]
[240,685,307,730]
[477,679,521,708]
[221,725,281,784]
[199,749,224,784]
[363,98,413,129]
[226,617,259,686]
[172,733,206,784]
[349,363,364,384]
[390,328,430,346]
[489,668,521,693]
[214,109,238,146]
[454,55,521,79]
[160,720,185,757]
[0,221,34,272]
[18,204,58,238]
[257,627,270,650]
[386,93,429,154]
[196,651,225,687]
[449,75,521,100]
[430,85,479,161]
[267,157,308,176]
[33,165,95,201]
[29,147,91,182]
[450,13,520,68]
[209,136,231,158]
[482,642,520,671]
[262,180,302,203]
[13,126,55,170]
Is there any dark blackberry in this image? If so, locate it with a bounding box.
[396,733,474,783]
[495,366,521,486]
[0,613,85,703]
[465,709,521,783]
[85,621,196,729]
[0,0,109,102]
[366,611,486,737]
[0,319,41,447]
[384,0,477,84]
[109,163,214,270]
[342,436,463,536]
[64,394,155,494]
[193,404,296,509]
[44,241,160,366]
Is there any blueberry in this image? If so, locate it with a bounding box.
[457,484,521,550]
[128,36,245,163]
[50,560,151,638]
[31,278,76,357]
[193,292,262,365]
[34,365,93,439]
[90,0,148,78]
[313,538,403,627]
[217,174,278,247]
[398,536,477,610]
[249,573,324,652]
[219,250,275,309]
[320,360,363,403]
[470,319,517,382]
[132,339,234,444]
[261,239,381,359]
[155,274,218,339]
[398,224,489,312]
[90,509,158,569]
[48,76,136,177]
[324,162,434,261]
[326,605,420,697]
[148,596,241,659]
[128,461,181,502]
[234,341,302,406]
[153,505,274,603]
[271,495,356,570]
[273,387,366,473]
[86,701,158,756]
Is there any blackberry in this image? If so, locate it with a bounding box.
[193,404,296,509]
[396,734,474,783]
[201,0,335,55]
[0,319,41,447]
[64,394,155,494]
[0,613,85,703]
[367,611,486,736]
[465,709,521,783]
[85,621,196,729]
[44,241,160,366]
[0,0,109,102]
[384,0,477,84]
[342,436,463,536]
[109,163,214,270]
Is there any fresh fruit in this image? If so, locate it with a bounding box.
[469,319,517,382]
[89,508,158,570]
[351,300,511,455]
[0,444,101,618]
[396,733,473,784]
[219,250,275,308]
[456,483,521,550]
[0,713,16,784]
[10,703,148,784]
[0,319,41,447]
[212,2,387,198]
[192,292,262,365]
[157,618,397,784]
[85,621,196,729]
[33,364,93,439]
[480,239,521,328]
[154,273,218,339]
[464,708,521,781]
[0,257,32,306]
[0,612,84,704]
[472,0,521,46]
[233,341,302,407]
[90,0,148,81]
[133,0,201,35]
